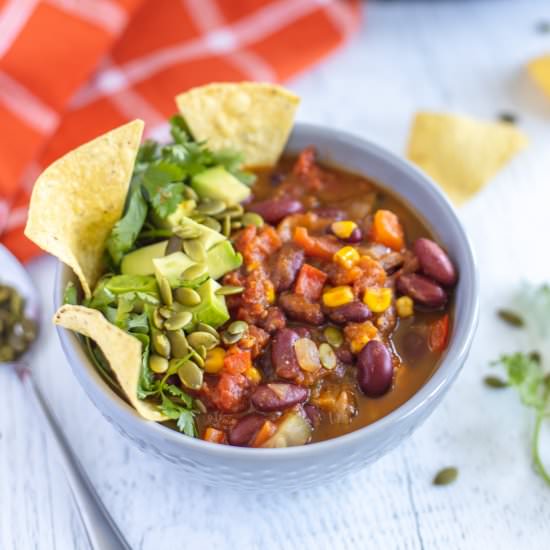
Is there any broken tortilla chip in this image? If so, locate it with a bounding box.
[527,54,550,100]
[54,304,167,422]
[175,82,300,167]
[25,120,144,299]
[407,112,528,205]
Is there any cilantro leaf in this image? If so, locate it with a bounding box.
[159,394,197,437]
[142,162,186,218]
[106,177,148,265]
[63,281,78,305]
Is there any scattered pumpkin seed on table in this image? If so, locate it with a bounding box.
[433,467,458,486]
[483,375,509,389]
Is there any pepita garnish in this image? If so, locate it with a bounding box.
[187,331,219,351]
[230,221,243,230]
[433,467,458,486]
[164,311,193,331]
[159,306,173,319]
[175,287,201,307]
[158,275,173,306]
[497,309,524,327]
[197,198,226,216]
[215,285,244,296]
[183,238,207,262]
[227,320,248,335]
[319,343,337,370]
[166,329,189,358]
[197,322,219,337]
[323,326,343,348]
[201,217,222,232]
[241,212,264,228]
[188,347,205,367]
[222,330,243,345]
[149,354,169,374]
[197,344,208,359]
[174,224,202,240]
[152,308,165,329]
[152,331,171,358]
[222,215,231,237]
[177,360,204,390]
[182,263,208,281]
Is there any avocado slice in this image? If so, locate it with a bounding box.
[151,199,196,229]
[152,252,196,288]
[188,279,229,328]
[178,217,225,251]
[206,240,243,279]
[120,241,168,276]
[191,166,250,205]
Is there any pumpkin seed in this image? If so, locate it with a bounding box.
[202,217,222,232]
[222,331,243,345]
[182,263,208,281]
[190,213,205,223]
[174,224,202,240]
[433,467,458,486]
[319,343,337,370]
[149,354,169,374]
[187,331,219,350]
[183,239,207,262]
[188,347,205,367]
[483,375,509,389]
[166,330,189,358]
[197,199,226,216]
[164,311,193,331]
[152,331,171,358]
[222,215,231,237]
[152,308,165,329]
[222,204,244,218]
[230,221,243,230]
[497,309,524,327]
[158,275,173,306]
[159,306,173,319]
[175,287,201,307]
[227,320,248,335]
[197,344,208,359]
[195,399,207,414]
[324,326,343,348]
[215,285,244,296]
[197,322,219,337]
[183,185,198,201]
[177,361,204,390]
[241,212,264,227]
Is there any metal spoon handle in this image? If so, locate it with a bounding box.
[17,366,132,550]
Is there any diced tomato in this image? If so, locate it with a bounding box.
[371,210,404,251]
[293,226,339,260]
[292,146,321,190]
[294,264,327,301]
[223,349,252,374]
[203,427,226,444]
[250,420,277,447]
[210,373,249,413]
[428,314,450,352]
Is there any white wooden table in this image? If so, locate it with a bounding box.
[2,1,550,548]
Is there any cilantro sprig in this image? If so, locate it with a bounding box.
[491,284,550,486]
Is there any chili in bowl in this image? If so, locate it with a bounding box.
[34,83,478,489]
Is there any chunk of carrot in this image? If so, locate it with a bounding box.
[294,264,327,301]
[293,226,339,259]
[223,349,252,375]
[251,420,277,447]
[203,427,226,444]
[371,210,404,251]
[428,314,450,352]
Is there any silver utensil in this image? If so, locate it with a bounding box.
[1,244,131,550]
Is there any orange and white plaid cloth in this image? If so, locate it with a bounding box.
[0,0,360,262]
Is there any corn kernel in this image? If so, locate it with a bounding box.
[331,221,357,239]
[265,280,276,304]
[396,295,414,318]
[346,321,378,353]
[363,287,393,313]
[333,246,360,269]
[204,347,226,373]
[244,366,262,384]
[322,286,354,308]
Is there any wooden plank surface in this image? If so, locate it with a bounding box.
[1,1,550,548]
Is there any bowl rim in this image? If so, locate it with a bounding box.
[55,122,479,459]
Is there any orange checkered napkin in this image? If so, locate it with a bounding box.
[0,0,360,262]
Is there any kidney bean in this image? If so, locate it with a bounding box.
[327,302,372,324]
[397,273,447,309]
[304,404,322,428]
[357,340,393,397]
[279,293,325,325]
[270,244,305,291]
[272,328,301,379]
[259,306,287,333]
[247,198,304,224]
[228,414,266,446]
[413,238,457,286]
[335,346,354,365]
[251,383,308,412]
[400,331,427,362]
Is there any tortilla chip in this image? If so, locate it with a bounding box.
[527,54,550,99]
[25,120,144,299]
[175,82,300,167]
[407,112,528,205]
[54,304,167,422]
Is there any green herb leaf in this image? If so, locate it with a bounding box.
[63,281,78,305]
[106,177,148,265]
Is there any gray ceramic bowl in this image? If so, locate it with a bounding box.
[55,123,479,491]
